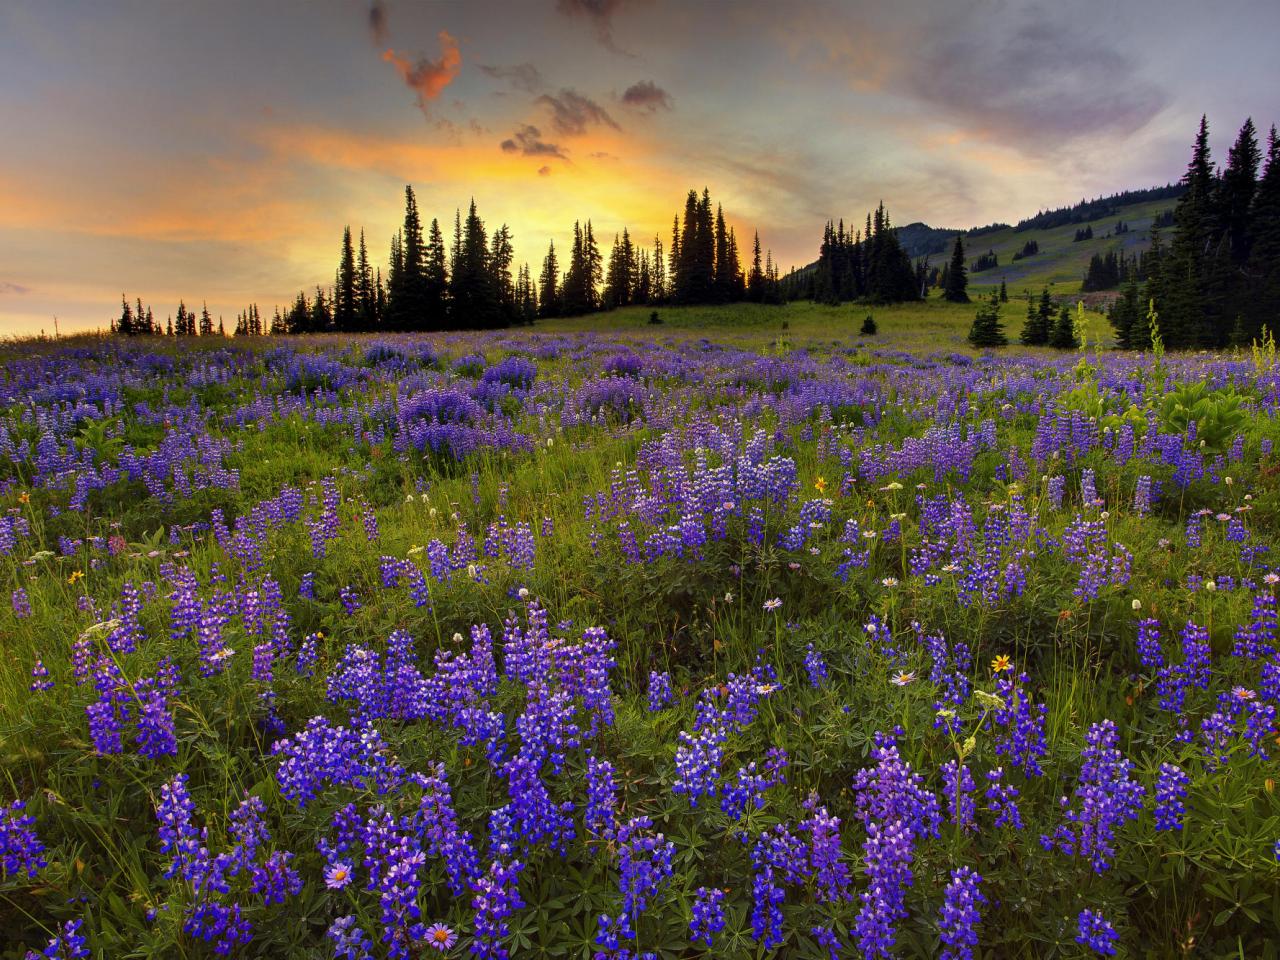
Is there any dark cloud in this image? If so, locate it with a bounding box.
[620,80,672,112]
[536,89,620,136]
[906,14,1168,144]
[367,1,388,46]
[555,0,641,53]
[501,124,568,159]
[479,62,545,93]
[537,165,552,176]
[0,281,31,295]
[382,31,462,115]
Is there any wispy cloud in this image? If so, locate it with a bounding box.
[381,30,462,115]
[0,281,31,295]
[367,0,388,46]
[480,62,544,94]
[500,124,568,159]
[555,0,643,53]
[621,80,672,113]
[537,89,620,136]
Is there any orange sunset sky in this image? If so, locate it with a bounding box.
[2,0,1279,334]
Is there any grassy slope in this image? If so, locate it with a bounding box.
[953,197,1176,298]
[541,296,1116,349]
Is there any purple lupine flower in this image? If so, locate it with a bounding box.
[329,915,373,960]
[984,768,1023,830]
[616,816,675,934]
[802,795,851,902]
[1,800,46,879]
[992,672,1048,777]
[26,918,89,959]
[941,760,976,832]
[645,669,674,712]
[29,659,53,693]
[854,818,915,959]
[749,823,808,949]
[689,886,726,947]
[673,723,726,808]
[938,866,985,960]
[804,643,829,687]
[12,587,31,619]
[585,754,619,840]
[1042,719,1144,872]
[1075,908,1119,955]
[1136,618,1163,670]
[1153,763,1190,831]
[471,858,525,960]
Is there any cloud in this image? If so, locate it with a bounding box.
[620,80,672,112]
[555,0,641,53]
[382,31,462,114]
[0,281,31,295]
[536,89,620,136]
[537,165,552,177]
[480,62,544,93]
[500,124,568,159]
[367,1,388,46]
[906,14,1168,145]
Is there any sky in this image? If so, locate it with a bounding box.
[2,0,1279,335]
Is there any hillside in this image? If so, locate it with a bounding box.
[804,185,1185,299]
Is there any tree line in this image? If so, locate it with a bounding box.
[784,202,922,304]
[1110,115,1280,350]
[112,185,783,336]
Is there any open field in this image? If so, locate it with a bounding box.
[2,310,1279,959]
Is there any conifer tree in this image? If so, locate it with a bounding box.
[356,229,376,330]
[334,226,358,331]
[967,293,1006,347]
[748,230,764,302]
[450,199,496,327]
[944,236,969,302]
[583,220,602,312]
[652,235,666,303]
[539,240,560,318]
[1109,277,1142,350]
[424,217,448,330]
[1161,116,1218,348]
[1246,126,1280,339]
[118,294,134,336]
[309,287,331,332]
[1221,118,1261,266]
[1020,294,1045,346]
[1049,304,1078,349]
[999,279,1008,303]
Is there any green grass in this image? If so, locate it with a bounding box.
[543,296,1114,349]
[956,198,1176,297]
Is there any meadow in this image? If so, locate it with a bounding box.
[2,299,1279,960]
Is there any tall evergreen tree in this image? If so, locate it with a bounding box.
[1109,277,1143,350]
[1246,126,1280,340]
[386,185,427,329]
[944,236,969,302]
[356,229,376,330]
[1161,116,1219,348]
[1221,118,1262,266]
[424,217,448,330]
[748,230,764,302]
[539,240,560,318]
[583,220,603,312]
[334,226,358,331]
[652,235,666,303]
[118,295,135,336]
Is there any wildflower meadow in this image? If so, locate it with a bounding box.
[3,318,1280,959]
